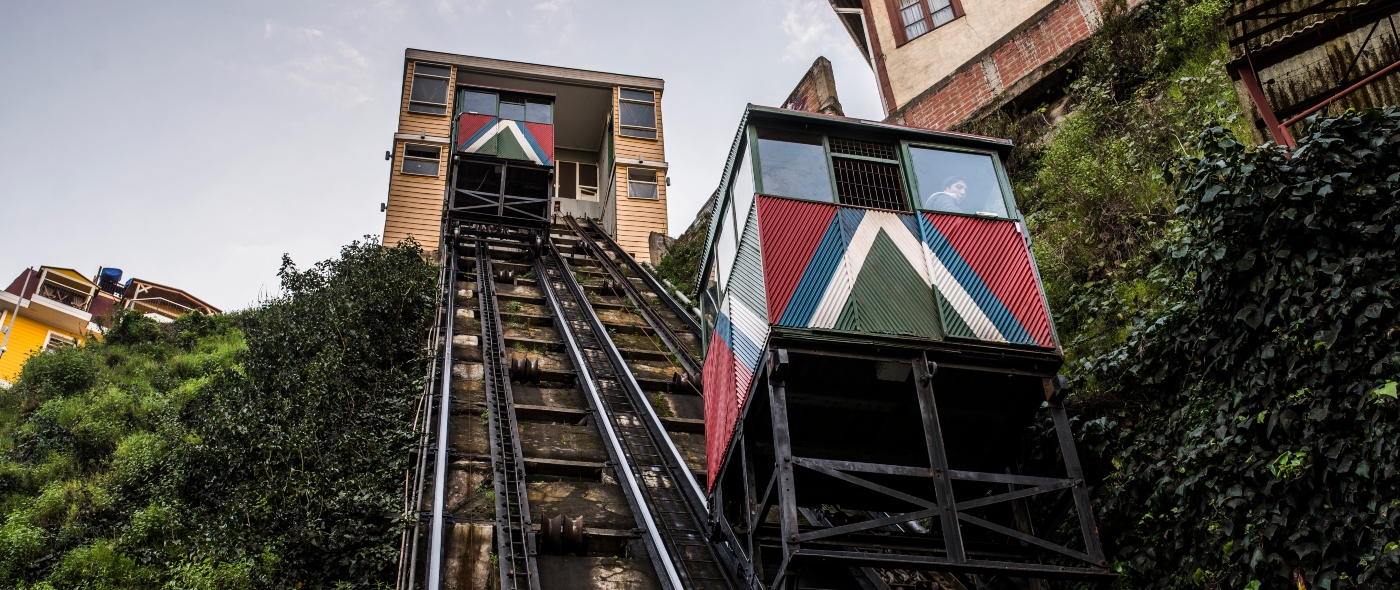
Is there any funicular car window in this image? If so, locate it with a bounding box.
[715,205,738,291]
[755,128,833,203]
[731,143,756,225]
[908,146,1010,218]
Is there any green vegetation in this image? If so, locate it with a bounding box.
[0,238,436,588]
[962,0,1248,370]
[654,208,710,294]
[958,1,1400,587]
[1078,108,1400,589]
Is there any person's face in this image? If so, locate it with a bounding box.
[946,181,968,199]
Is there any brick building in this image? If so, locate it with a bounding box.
[827,0,1137,129]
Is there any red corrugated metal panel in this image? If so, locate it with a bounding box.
[926,214,1055,347]
[456,113,495,149]
[757,196,839,324]
[523,122,555,163]
[703,332,737,490]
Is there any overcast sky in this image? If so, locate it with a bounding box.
[0,1,882,311]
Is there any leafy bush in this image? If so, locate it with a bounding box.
[0,237,436,588]
[103,310,165,347]
[1078,109,1400,588]
[656,209,710,294]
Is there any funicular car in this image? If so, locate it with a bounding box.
[697,105,1113,588]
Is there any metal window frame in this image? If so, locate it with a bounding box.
[400,142,443,177]
[408,61,452,115]
[618,87,658,139]
[901,140,1019,221]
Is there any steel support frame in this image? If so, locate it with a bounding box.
[449,155,553,224]
[710,348,1113,589]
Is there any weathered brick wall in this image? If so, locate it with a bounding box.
[898,0,1139,130]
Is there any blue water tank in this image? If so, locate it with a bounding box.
[100,268,123,284]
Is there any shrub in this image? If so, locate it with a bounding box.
[1079,109,1400,589]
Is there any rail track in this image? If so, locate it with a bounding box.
[399,218,730,590]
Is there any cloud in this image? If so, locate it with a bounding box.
[526,0,576,46]
[434,0,491,18]
[778,0,847,62]
[258,22,374,107]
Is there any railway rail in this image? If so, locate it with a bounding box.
[399,218,730,590]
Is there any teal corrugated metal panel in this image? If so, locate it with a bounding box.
[730,205,768,321]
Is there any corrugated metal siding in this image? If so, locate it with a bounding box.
[457,113,495,152]
[703,298,738,490]
[730,205,768,322]
[837,229,941,337]
[523,122,555,163]
[757,196,840,325]
[922,213,1055,348]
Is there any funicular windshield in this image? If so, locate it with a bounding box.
[908,147,1009,218]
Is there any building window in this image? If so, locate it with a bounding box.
[909,146,1009,218]
[627,168,659,200]
[401,144,442,176]
[894,0,958,43]
[44,332,77,351]
[755,128,834,203]
[557,161,599,200]
[458,88,552,124]
[408,63,451,115]
[830,138,906,210]
[619,89,657,139]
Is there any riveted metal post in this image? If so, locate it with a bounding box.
[1047,377,1105,565]
[911,353,965,563]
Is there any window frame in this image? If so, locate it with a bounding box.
[751,126,842,206]
[751,124,918,213]
[828,137,909,211]
[885,0,964,46]
[44,331,77,351]
[618,88,659,140]
[625,167,660,200]
[900,140,1019,221]
[456,86,555,124]
[400,143,443,177]
[407,62,452,115]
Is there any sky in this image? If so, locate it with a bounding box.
[0,0,883,312]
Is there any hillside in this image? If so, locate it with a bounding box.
[0,239,436,589]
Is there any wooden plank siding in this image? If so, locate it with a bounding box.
[611,87,669,261]
[383,59,455,248]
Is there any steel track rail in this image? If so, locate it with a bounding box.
[476,237,541,590]
[538,241,731,590]
[535,249,682,590]
[580,217,703,339]
[426,249,456,590]
[563,216,701,379]
[400,249,453,590]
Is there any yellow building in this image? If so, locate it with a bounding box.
[0,267,106,385]
[380,49,670,261]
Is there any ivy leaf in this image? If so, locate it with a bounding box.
[1374,381,1398,401]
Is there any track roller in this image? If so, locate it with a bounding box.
[509,356,541,384]
[669,371,703,395]
[541,514,586,556]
